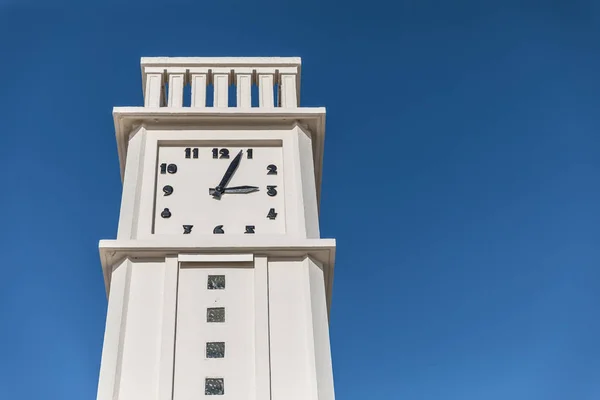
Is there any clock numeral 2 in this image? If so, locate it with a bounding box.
[267,185,278,197]
[185,148,199,159]
[163,185,173,196]
[212,148,230,159]
[267,164,278,175]
[183,225,193,234]
[160,163,177,174]
[267,208,278,220]
[213,225,225,234]
[161,208,171,218]
[245,225,255,234]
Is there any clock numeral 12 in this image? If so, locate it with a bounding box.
[160,163,177,174]
[185,148,199,159]
[212,148,230,159]
[267,208,278,220]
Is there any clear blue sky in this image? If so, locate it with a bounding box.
[1,1,599,399]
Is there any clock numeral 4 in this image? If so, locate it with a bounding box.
[183,225,193,234]
[245,225,255,234]
[267,185,278,197]
[212,148,230,159]
[267,164,278,175]
[163,185,174,196]
[213,225,225,234]
[160,163,177,174]
[161,208,172,218]
[185,148,199,159]
[267,208,278,220]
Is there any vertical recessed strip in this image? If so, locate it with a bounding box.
[258,72,275,108]
[167,71,185,107]
[157,256,179,400]
[144,72,163,108]
[254,256,272,400]
[213,71,230,108]
[190,70,208,108]
[236,72,252,108]
[279,73,298,108]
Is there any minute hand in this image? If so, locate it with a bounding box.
[213,150,243,198]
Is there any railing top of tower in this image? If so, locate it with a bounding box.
[141,56,301,69]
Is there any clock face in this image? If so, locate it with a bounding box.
[154,144,285,235]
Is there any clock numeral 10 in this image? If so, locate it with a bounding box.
[160,163,177,174]
[185,148,199,159]
[267,208,278,220]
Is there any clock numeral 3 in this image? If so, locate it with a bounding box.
[267,208,278,220]
[213,225,225,234]
[212,148,230,159]
[267,164,278,175]
[185,148,199,159]
[161,208,172,218]
[163,185,174,196]
[267,185,278,197]
[160,163,177,174]
[183,225,193,234]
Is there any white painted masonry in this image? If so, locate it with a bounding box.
[97,57,336,400]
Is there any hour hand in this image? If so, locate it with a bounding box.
[209,186,259,195]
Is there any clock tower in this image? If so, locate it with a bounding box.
[96,57,336,400]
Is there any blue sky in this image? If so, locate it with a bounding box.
[1,1,600,399]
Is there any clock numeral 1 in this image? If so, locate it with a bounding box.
[163,185,174,196]
[267,164,278,175]
[160,163,177,174]
[267,185,278,197]
[247,149,253,159]
[267,208,278,220]
[213,225,225,234]
[183,225,193,234]
[245,225,255,234]
[185,148,199,159]
[212,148,230,159]
[161,208,172,218]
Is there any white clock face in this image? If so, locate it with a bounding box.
[154,144,285,235]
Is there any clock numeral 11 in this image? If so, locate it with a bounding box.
[185,148,199,159]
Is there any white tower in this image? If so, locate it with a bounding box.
[97,57,336,400]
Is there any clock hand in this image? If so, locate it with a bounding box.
[212,150,243,199]
[209,186,259,195]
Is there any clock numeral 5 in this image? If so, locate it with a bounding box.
[213,225,225,234]
[267,164,278,175]
[245,225,255,234]
[267,185,278,197]
[163,185,174,196]
[160,163,177,174]
[185,148,199,159]
[212,148,230,159]
[183,225,193,234]
[267,208,278,220]
[161,208,172,218]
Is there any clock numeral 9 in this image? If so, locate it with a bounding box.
[267,208,278,220]
[185,148,199,159]
[163,185,173,196]
[212,148,230,159]
[267,185,278,197]
[160,163,177,174]
[267,164,278,175]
